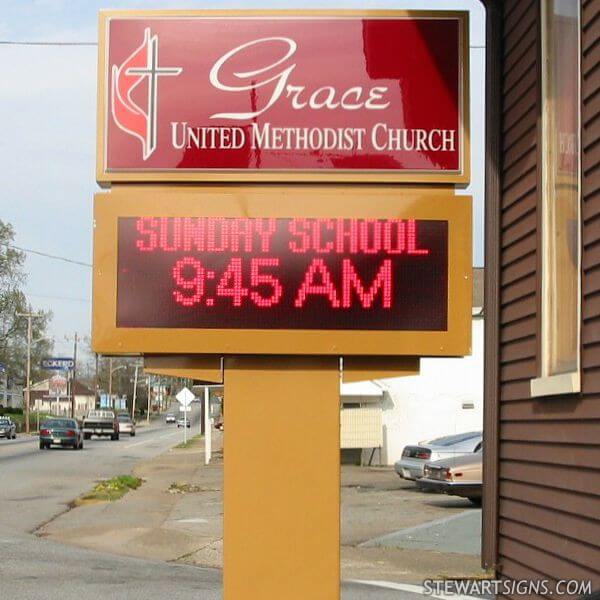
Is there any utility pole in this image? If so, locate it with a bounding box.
[146,375,151,424]
[70,333,78,419]
[94,353,99,408]
[16,312,42,434]
[108,357,113,404]
[131,363,139,420]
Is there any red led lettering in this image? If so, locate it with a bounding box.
[159,217,182,252]
[216,258,249,306]
[254,218,277,252]
[250,258,283,307]
[407,220,430,255]
[335,219,359,254]
[207,218,228,252]
[172,257,205,306]
[182,217,206,252]
[383,220,406,254]
[230,218,254,253]
[359,219,382,254]
[294,259,341,308]
[312,219,334,254]
[136,217,158,252]
[342,259,392,308]
[288,219,311,253]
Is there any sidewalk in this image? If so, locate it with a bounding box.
[39,432,223,564]
[39,434,483,583]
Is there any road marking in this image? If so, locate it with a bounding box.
[359,510,476,547]
[124,430,181,449]
[174,518,209,524]
[348,580,481,600]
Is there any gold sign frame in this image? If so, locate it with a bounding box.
[96,9,470,186]
[92,186,472,356]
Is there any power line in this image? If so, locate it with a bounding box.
[0,39,487,49]
[27,293,90,304]
[0,242,92,268]
[0,40,97,46]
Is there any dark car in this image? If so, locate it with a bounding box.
[39,418,84,450]
[0,417,17,440]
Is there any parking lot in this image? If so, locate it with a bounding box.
[38,433,483,586]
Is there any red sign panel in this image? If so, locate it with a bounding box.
[99,11,468,183]
[116,217,448,331]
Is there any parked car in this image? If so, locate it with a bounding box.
[177,416,191,428]
[0,417,16,439]
[165,413,176,424]
[39,418,84,450]
[117,413,136,437]
[394,431,482,481]
[416,450,482,505]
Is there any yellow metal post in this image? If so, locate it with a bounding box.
[224,356,340,600]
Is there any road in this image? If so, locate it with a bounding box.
[0,408,439,600]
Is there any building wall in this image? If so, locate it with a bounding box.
[379,317,484,465]
[496,0,600,589]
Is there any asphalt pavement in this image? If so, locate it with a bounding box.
[0,407,445,600]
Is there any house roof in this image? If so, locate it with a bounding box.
[29,378,94,397]
[341,380,384,397]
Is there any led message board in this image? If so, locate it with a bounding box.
[97,10,469,184]
[117,217,448,330]
[92,188,472,357]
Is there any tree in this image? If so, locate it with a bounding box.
[0,219,53,387]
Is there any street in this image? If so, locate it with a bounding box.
[0,410,439,600]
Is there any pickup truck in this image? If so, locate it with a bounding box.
[82,410,119,440]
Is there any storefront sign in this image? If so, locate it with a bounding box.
[41,358,75,370]
[98,11,469,184]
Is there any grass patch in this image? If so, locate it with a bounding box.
[76,475,143,505]
[175,433,202,449]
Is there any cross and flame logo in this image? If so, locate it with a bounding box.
[111,28,182,160]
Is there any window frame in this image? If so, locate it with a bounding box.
[531,0,582,398]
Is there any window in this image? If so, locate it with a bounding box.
[531,0,581,397]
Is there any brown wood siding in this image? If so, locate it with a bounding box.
[496,0,600,589]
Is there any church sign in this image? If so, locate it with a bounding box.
[97,11,469,184]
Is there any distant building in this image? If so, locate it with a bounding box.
[341,268,484,466]
[0,373,23,409]
[30,379,95,418]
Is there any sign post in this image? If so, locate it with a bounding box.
[224,357,339,599]
[204,386,211,465]
[176,387,194,444]
[92,10,471,600]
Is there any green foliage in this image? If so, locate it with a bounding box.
[0,219,53,386]
[79,475,143,503]
[0,407,23,415]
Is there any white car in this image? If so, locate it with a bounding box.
[394,431,482,481]
[177,417,191,428]
[165,413,176,424]
[0,417,16,439]
[117,413,136,436]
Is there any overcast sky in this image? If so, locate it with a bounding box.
[0,0,485,348]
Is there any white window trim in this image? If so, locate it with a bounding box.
[531,0,582,398]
